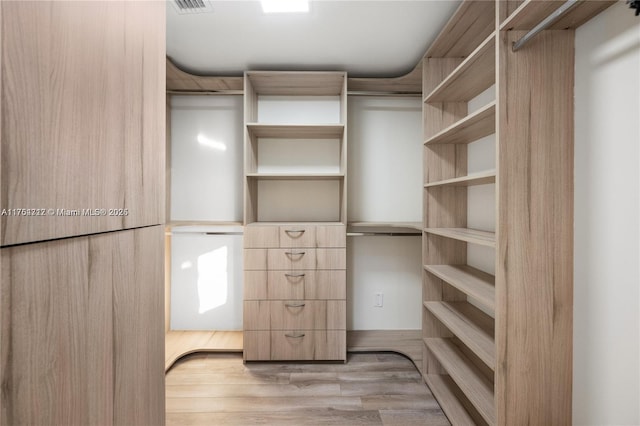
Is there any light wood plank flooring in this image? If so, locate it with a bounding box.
[166,352,450,425]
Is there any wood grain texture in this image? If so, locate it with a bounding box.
[424,264,495,314]
[247,71,346,96]
[1,227,164,425]
[113,226,165,426]
[424,302,495,369]
[425,101,496,145]
[424,228,496,248]
[347,330,422,372]
[247,123,344,138]
[425,374,475,426]
[166,352,448,425]
[425,338,495,425]
[425,33,496,103]
[165,331,243,371]
[0,1,165,246]
[244,270,346,300]
[425,170,496,188]
[496,29,574,425]
[166,58,243,92]
[425,1,495,58]
[500,0,615,31]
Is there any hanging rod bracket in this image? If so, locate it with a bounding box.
[512,0,580,52]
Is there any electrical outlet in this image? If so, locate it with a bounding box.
[375,292,383,307]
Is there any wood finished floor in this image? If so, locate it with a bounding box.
[166,352,450,426]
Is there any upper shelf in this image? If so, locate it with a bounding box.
[501,0,616,31]
[424,228,496,248]
[425,1,495,58]
[246,71,346,96]
[424,33,495,103]
[425,102,496,145]
[246,123,345,139]
[348,222,423,234]
[424,170,496,189]
[246,173,344,180]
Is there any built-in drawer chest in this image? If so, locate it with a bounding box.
[243,224,346,361]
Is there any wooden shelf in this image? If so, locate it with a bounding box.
[424,265,495,314]
[246,123,344,139]
[246,173,344,180]
[424,33,495,103]
[500,0,615,31]
[424,228,495,248]
[424,374,475,425]
[424,338,495,425]
[425,170,496,188]
[425,1,495,58]
[246,71,346,96]
[425,102,495,145]
[424,301,495,369]
[348,222,423,233]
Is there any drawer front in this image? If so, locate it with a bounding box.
[316,225,346,248]
[244,249,267,270]
[244,226,279,248]
[266,270,346,300]
[316,248,346,269]
[270,330,346,361]
[267,248,316,270]
[279,225,316,248]
[244,300,345,330]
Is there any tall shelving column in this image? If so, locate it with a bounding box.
[421,1,615,424]
[243,71,348,362]
[421,2,496,424]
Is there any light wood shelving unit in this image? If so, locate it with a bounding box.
[243,71,348,362]
[421,1,615,424]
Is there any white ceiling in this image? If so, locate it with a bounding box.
[166,0,461,78]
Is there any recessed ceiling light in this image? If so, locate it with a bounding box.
[261,0,309,14]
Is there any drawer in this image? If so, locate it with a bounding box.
[243,300,345,330]
[243,330,346,361]
[244,270,346,301]
[267,248,316,270]
[266,248,346,270]
[279,225,316,248]
[267,270,346,300]
[244,225,279,248]
[270,330,346,361]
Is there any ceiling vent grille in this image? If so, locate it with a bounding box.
[172,0,213,14]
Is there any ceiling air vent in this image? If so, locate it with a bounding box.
[172,0,213,14]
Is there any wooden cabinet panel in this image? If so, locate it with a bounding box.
[316,248,347,269]
[243,301,271,330]
[0,226,164,425]
[244,301,345,330]
[0,1,165,246]
[268,270,346,300]
[244,249,268,270]
[316,225,347,247]
[244,226,280,248]
[267,248,317,270]
[279,225,317,248]
[270,331,346,361]
[113,226,165,426]
[243,331,271,361]
[244,270,346,300]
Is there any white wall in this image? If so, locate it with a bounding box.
[170,95,244,222]
[347,96,423,330]
[574,4,640,425]
[170,228,244,330]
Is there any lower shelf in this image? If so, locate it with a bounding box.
[425,374,476,425]
[347,329,422,372]
[165,330,243,371]
[424,337,495,425]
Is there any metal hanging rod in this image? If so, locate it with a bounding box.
[512,0,580,52]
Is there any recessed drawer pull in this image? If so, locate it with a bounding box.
[285,229,305,235]
[284,251,305,256]
[284,302,306,308]
[284,332,305,338]
[284,272,306,278]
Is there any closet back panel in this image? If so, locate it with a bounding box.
[170,95,244,222]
